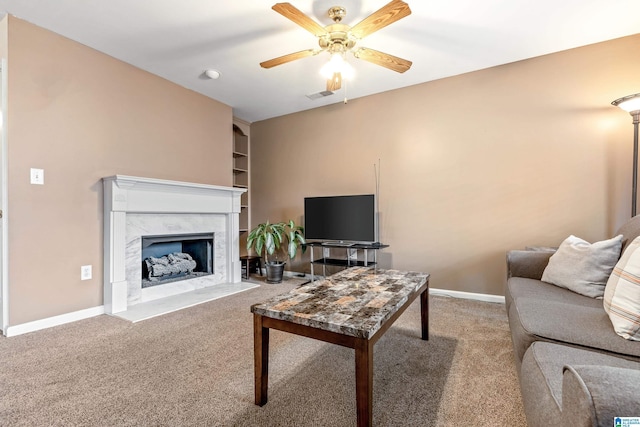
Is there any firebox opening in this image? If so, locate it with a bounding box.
[141,233,214,287]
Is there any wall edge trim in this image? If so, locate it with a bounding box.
[5,305,105,337]
[429,287,505,304]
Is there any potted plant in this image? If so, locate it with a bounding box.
[246,219,306,283]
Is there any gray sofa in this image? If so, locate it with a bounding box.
[506,216,640,426]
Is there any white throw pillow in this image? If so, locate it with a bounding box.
[604,236,640,340]
[541,234,623,298]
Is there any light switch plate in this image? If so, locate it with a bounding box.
[30,168,44,185]
[81,265,92,281]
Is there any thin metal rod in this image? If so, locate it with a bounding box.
[632,112,639,217]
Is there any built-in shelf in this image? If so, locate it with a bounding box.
[233,120,250,252]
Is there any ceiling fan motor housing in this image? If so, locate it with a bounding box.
[328,6,347,22]
[319,24,357,53]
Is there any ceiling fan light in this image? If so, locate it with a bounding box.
[320,63,332,79]
[320,53,354,80]
[341,61,355,80]
[612,93,640,113]
[320,54,342,78]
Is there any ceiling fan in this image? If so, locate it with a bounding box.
[260,1,412,92]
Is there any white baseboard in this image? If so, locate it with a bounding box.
[430,287,505,304]
[4,305,105,337]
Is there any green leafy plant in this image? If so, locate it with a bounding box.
[284,219,306,260]
[247,219,306,264]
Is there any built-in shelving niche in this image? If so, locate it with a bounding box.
[233,121,250,254]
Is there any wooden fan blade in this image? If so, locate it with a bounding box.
[326,72,342,91]
[260,49,318,69]
[353,47,412,73]
[350,0,411,39]
[272,3,328,37]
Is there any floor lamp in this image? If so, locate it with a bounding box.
[612,93,640,217]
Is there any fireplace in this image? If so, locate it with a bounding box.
[141,232,214,287]
[103,175,246,314]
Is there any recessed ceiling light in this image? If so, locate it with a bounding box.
[204,69,221,79]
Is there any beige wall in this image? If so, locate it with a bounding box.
[5,16,232,325]
[251,34,640,296]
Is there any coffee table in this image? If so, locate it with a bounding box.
[251,266,430,427]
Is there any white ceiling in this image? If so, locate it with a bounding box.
[0,0,639,123]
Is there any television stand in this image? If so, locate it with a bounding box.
[303,241,389,282]
[321,241,355,247]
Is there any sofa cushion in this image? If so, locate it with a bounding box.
[541,235,622,298]
[562,365,640,427]
[510,297,640,363]
[507,250,555,281]
[520,342,640,427]
[507,279,601,365]
[604,236,640,341]
[507,277,603,313]
[614,214,640,253]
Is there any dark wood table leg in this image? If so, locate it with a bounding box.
[355,337,373,427]
[420,285,429,340]
[241,258,249,280]
[255,257,262,276]
[254,313,269,406]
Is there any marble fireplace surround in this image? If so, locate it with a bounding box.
[103,175,246,314]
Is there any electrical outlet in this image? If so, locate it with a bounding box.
[30,168,44,185]
[81,265,92,281]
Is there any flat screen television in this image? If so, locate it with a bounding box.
[304,194,376,243]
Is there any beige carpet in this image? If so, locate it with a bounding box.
[0,281,525,426]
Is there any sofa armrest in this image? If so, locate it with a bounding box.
[562,365,640,427]
[506,250,554,280]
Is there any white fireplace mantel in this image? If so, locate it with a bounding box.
[103,175,246,314]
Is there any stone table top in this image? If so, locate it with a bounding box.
[251,267,430,339]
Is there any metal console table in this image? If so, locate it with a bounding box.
[303,242,389,282]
